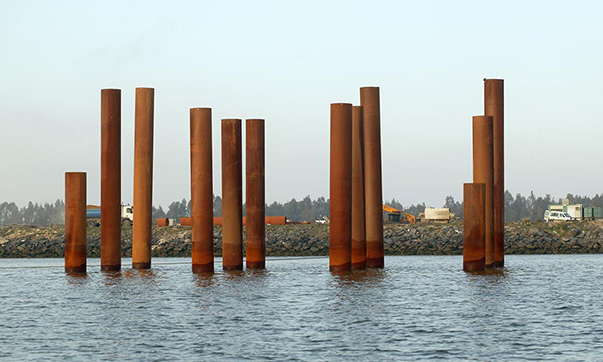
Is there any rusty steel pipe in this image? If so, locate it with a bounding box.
[101,89,121,272]
[329,103,353,272]
[65,172,87,273]
[351,106,366,270]
[190,108,214,273]
[463,183,486,271]
[472,115,494,268]
[360,87,384,268]
[246,119,266,269]
[485,79,505,268]
[132,87,154,270]
[222,119,243,270]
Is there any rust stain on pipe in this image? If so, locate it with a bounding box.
[132,87,154,270]
[246,119,266,269]
[351,106,366,270]
[65,172,87,273]
[222,119,243,270]
[463,183,486,271]
[484,79,505,268]
[472,115,494,268]
[360,87,384,268]
[330,103,353,272]
[191,108,214,273]
[101,89,121,272]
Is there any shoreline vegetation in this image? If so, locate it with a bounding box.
[1,220,602,258]
[2,191,603,227]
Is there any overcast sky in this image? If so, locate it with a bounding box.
[1,0,602,208]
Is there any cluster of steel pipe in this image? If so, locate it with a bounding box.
[329,86,384,272]
[190,115,267,272]
[65,88,156,273]
[463,79,504,272]
[66,87,269,274]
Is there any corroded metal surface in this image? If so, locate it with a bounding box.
[222,119,243,270]
[329,103,353,272]
[132,87,154,270]
[351,106,366,270]
[485,79,505,268]
[65,172,87,273]
[101,89,121,272]
[246,119,266,269]
[190,108,214,273]
[463,183,486,271]
[360,87,384,268]
[472,115,494,268]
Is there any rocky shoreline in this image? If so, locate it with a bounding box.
[1,221,602,258]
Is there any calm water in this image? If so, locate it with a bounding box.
[1,255,603,361]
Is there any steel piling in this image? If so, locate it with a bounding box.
[360,87,384,268]
[190,108,214,273]
[101,89,121,272]
[65,172,87,273]
[246,119,266,269]
[132,87,154,269]
[329,103,353,272]
[463,183,486,271]
[351,106,366,270]
[222,119,243,270]
[472,115,495,268]
[484,79,505,268]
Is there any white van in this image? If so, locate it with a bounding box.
[544,210,573,222]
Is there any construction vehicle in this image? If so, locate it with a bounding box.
[418,207,455,223]
[86,204,134,227]
[382,205,416,223]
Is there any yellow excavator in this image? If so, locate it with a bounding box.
[382,205,416,224]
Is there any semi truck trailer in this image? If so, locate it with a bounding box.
[86,205,133,227]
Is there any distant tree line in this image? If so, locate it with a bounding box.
[0,200,65,226]
[1,192,602,226]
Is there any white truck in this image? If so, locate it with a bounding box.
[418,208,455,223]
[86,205,134,227]
[543,210,572,222]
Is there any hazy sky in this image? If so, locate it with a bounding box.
[1,0,602,208]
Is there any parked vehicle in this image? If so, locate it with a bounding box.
[544,210,573,222]
[86,205,134,227]
[547,203,603,220]
[417,207,455,223]
[382,205,416,223]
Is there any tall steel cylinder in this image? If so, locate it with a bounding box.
[360,87,384,268]
[485,79,505,267]
[132,87,154,269]
[351,106,366,270]
[329,103,353,272]
[472,115,494,268]
[246,119,266,269]
[191,108,214,273]
[222,119,243,270]
[65,172,87,273]
[101,89,121,272]
[463,183,486,271]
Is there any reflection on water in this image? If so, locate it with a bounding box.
[1,255,603,360]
